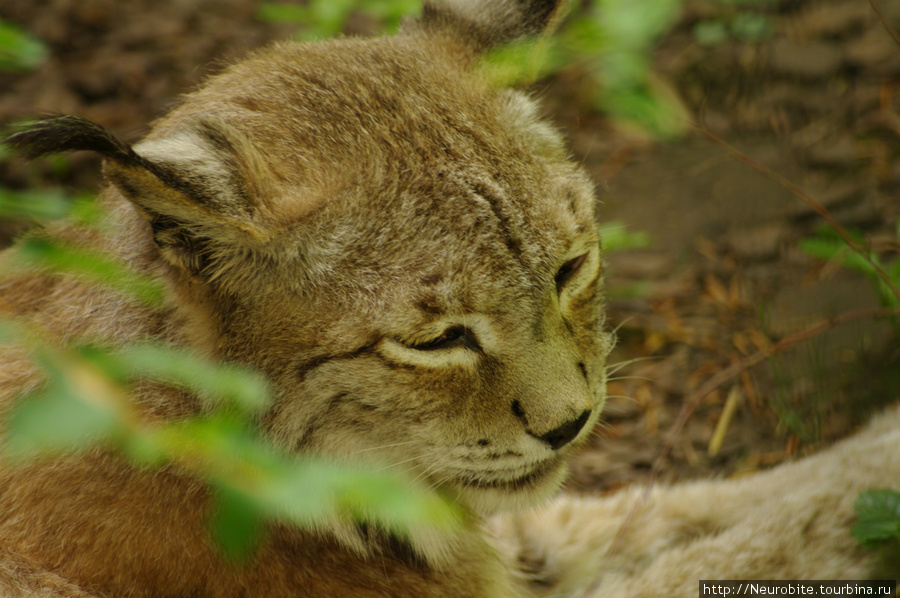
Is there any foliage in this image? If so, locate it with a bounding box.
[0,187,72,221]
[800,223,900,309]
[853,489,900,552]
[599,220,651,253]
[693,9,774,46]
[256,0,770,138]
[598,221,653,298]
[0,19,47,73]
[256,0,421,39]
[0,193,462,560]
[800,223,900,330]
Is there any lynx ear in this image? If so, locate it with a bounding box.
[419,0,569,51]
[6,116,269,277]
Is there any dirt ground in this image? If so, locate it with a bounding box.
[1,0,898,494]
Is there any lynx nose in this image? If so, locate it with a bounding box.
[539,409,592,450]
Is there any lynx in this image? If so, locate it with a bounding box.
[1,1,898,596]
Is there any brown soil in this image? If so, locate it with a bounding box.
[1,0,898,493]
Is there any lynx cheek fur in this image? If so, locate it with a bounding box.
[2,1,899,597]
[1,1,610,596]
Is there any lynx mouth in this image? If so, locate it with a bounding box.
[458,456,562,491]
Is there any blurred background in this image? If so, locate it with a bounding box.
[1,0,898,495]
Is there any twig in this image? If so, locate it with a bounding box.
[868,0,900,48]
[708,386,741,457]
[696,124,900,305]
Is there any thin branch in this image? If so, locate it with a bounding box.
[697,124,900,304]
[868,0,900,48]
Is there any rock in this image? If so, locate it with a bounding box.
[769,38,843,79]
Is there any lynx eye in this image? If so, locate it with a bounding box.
[410,325,474,351]
[555,252,588,293]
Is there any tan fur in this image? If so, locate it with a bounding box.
[1,1,897,596]
[496,404,900,597]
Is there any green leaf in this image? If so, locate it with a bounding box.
[730,12,774,42]
[0,19,47,73]
[0,188,71,221]
[599,221,651,252]
[15,238,166,306]
[693,20,729,46]
[359,0,421,31]
[799,235,881,276]
[210,483,266,561]
[255,458,464,534]
[255,4,309,25]
[853,489,900,550]
[477,38,563,88]
[599,0,681,49]
[6,388,119,460]
[889,258,900,281]
[116,344,270,414]
[599,81,687,138]
[799,236,845,261]
[561,15,610,57]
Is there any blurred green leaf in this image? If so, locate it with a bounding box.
[890,258,900,281]
[599,0,681,49]
[800,236,880,277]
[210,483,267,560]
[730,12,774,42]
[0,19,47,73]
[114,344,270,414]
[258,0,420,37]
[140,414,464,546]
[478,38,563,88]
[16,238,166,306]
[0,188,103,226]
[801,226,900,317]
[6,387,119,460]
[359,0,421,31]
[600,79,688,138]
[693,20,730,46]
[853,489,900,550]
[257,0,357,39]
[255,3,308,25]
[599,221,651,252]
[561,14,609,57]
[306,0,357,35]
[0,188,71,220]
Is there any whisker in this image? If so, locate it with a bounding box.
[604,394,637,401]
[606,355,658,375]
[605,374,652,383]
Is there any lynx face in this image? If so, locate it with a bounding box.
[8,13,612,517]
[252,83,613,513]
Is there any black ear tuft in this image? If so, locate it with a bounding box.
[5,115,139,166]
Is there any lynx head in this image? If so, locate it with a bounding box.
[7,0,612,519]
